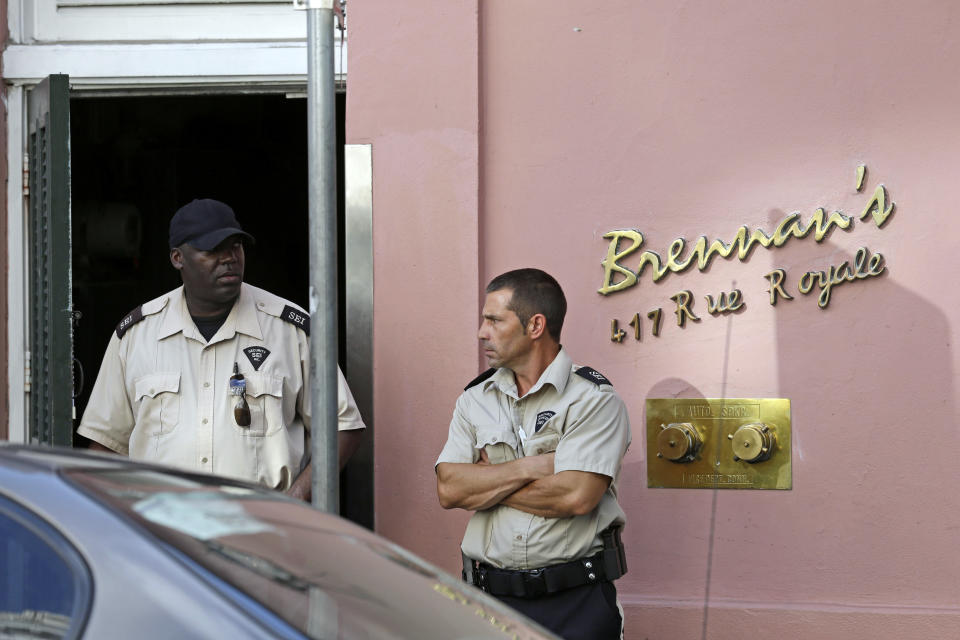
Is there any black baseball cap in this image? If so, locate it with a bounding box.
[168,199,255,250]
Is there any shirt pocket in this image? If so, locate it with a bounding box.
[134,372,181,436]
[524,412,564,456]
[243,372,285,437]
[524,432,560,456]
[475,425,519,464]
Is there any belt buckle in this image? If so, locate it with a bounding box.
[522,568,547,597]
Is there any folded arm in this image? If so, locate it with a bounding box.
[500,470,610,518]
[500,388,628,518]
[436,452,555,512]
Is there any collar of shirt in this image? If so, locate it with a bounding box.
[156,284,265,344]
[483,347,573,399]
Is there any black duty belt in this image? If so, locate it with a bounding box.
[463,526,627,599]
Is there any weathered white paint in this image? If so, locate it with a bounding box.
[2,41,345,87]
[20,0,304,42]
[5,87,27,444]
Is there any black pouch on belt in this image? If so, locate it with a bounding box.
[601,525,628,580]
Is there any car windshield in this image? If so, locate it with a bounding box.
[65,468,552,640]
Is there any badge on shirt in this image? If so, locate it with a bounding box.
[243,346,271,371]
[534,410,556,433]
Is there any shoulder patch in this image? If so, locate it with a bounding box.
[280,305,310,335]
[115,295,169,339]
[115,305,144,339]
[464,368,496,391]
[574,366,613,387]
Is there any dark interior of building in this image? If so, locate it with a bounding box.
[67,92,367,525]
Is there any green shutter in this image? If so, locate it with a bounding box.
[28,74,74,446]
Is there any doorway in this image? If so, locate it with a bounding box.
[66,92,367,524]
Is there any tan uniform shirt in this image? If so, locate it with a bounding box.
[78,283,365,489]
[436,348,631,570]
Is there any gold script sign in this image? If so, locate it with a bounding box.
[598,168,894,295]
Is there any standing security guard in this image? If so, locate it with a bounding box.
[78,198,365,500]
[436,268,631,640]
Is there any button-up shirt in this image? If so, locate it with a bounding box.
[436,348,631,569]
[78,283,365,489]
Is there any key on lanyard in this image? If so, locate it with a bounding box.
[230,362,251,427]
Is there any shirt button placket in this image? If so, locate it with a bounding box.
[512,399,525,456]
[513,532,527,569]
[199,347,215,470]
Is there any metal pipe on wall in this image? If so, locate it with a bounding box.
[306,1,339,513]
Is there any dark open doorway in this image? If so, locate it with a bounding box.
[68,92,368,526]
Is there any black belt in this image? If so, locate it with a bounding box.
[463,526,627,599]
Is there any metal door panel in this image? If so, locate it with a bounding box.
[27,74,74,446]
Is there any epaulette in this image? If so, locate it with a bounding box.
[464,368,496,391]
[115,305,144,339]
[574,366,613,387]
[115,295,169,339]
[280,305,310,336]
[249,285,310,335]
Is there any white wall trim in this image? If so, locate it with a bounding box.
[8,0,23,43]
[3,41,347,88]
[16,0,308,43]
[6,87,27,443]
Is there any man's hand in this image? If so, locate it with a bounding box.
[437,451,555,512]
[526,451,555,477]
[286,475,311,502]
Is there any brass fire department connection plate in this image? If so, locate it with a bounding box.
[646,398,791,490]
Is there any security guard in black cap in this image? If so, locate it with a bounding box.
[79,198,365,499]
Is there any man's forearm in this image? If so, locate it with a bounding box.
[338,429,364,469]
[437,454,554,511]
[286,465,312,501]
[286,429,366,502]
[500,470,611,518]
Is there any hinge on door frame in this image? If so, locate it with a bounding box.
[22,153,29,196]
[24,349,31,393]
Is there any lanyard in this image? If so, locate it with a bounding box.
[230,362,251,427]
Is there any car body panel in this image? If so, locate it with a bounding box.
[0,456,280,639]
[0,445,558,640]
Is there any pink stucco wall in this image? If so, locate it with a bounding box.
[349,1,960,636]
[346,0,480,555]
